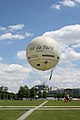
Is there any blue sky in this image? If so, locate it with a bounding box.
[0,0,80,93]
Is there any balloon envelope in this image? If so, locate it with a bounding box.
[26,36,60,71]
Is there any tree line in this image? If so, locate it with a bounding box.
[0,85,47,100]
[17,85,47,99]
[1,85,80,100]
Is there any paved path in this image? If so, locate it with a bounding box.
[17,100,48,120]
[0,103,80,120]
[38,107,80,110]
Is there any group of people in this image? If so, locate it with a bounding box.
[64,94,72,102]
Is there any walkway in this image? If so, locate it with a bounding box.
[17,100,48,120]
[0,103,80,119]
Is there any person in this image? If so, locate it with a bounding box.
[64,95,68,102]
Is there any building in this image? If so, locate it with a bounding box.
[0,86,8,92]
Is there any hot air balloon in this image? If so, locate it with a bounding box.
[26,36,60,71]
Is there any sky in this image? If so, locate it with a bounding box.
[0,0,80,93]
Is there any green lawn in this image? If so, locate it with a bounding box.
[0,110,27,120]
[0,100,44,106]
[0,100,80,120]
[44,100,80,106]
[0,100,80,106]
[26,110,80,120]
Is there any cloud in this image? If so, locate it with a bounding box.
[61,47,80,61]
[72,43,80,48]
[0,63,32,92]
[0,24,24,32]
[1,24,80,92]
[48,66,80,88]
[8,24,24,31]
[51,0,80,10]
[0,32,33,40]
[43,24,80,88]
[0,63,31,79]
[0,24,34,41]
[16,50,26,60]
[43,24,80,49]
[0,26,6,31]
[15,24,80,91]
[51,4,61,10]
[0,33,25,40]
[0,57,3,61]
[59,0,77,7]
[75,0,80,3]
[25,32,34,37]
[31,80,42,87]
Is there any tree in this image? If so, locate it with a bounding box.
[38,91,42,98]
[30,88,37,98]
[17,85,30,99]
[43,91,47,98]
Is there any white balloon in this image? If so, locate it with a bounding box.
[26,36,60,71]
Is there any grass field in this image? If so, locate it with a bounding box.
[0,100,80,120]
[0,100,44,106]
[44,100,80,106]
[0,100,80,106]
[25,110,80,120]
[0,110,27,120]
